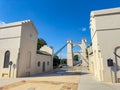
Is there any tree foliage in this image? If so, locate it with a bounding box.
[60,58,67,64]
[53,56,60,67]
[73,55,79,61]
[37,38,47,50]
[53,56,59,60]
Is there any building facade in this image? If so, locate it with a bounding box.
[36,45,53,73]
[0,20,53,78]
[90,7,120,83]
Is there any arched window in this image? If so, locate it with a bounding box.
[38,61,40,67]
[3,50,10,68]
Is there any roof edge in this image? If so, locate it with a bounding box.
[0,20,38,34]
[91,7,120,17]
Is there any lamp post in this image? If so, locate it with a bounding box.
[9,61,13,78]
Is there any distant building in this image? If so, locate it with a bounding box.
[36,45,53,73]
[89,7,120,83]
[0,20,53,78]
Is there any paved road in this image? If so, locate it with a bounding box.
[78,67,120,90]
[2,66,120,90]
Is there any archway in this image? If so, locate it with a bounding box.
[73,46,82,66]
[67,39,88,67]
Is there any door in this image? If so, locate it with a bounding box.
[42,62,45,72]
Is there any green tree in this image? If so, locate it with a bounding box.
[60,58,67,64]
[53,56,59,60]
[37,38,47,50]
[73,55,78,61]
[53,56,60,68]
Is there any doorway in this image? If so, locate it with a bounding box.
[42,62,45,72]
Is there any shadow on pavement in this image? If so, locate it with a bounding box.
[28,68,89,78]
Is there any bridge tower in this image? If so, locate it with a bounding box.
[67,40,73,66]
[67,39,88,67]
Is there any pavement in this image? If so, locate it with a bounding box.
[78,67,120,90]
[1,66,120,90]
[0,78,24,87]
[0,66,81,90]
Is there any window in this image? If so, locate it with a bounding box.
[47,61,49,66]
[3,50,10,68]
[38,61,40,67]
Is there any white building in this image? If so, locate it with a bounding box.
[36,45,53,73]
[0,20,53,78]
[90,7,120,83]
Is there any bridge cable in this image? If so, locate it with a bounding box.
[54,42,68,56]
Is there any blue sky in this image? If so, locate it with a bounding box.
[0,0,120,58]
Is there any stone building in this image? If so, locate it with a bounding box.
[0,20,53,78]
[36,45,53,73]
[89,7,120,83]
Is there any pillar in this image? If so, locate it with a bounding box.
[67,40,73,66]
[80,39,88,67]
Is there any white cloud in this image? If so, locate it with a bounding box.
[0,21,5,25]
[81,27,87,32]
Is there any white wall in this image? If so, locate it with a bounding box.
[0,20,53,78]
[36,54,52,73]
[40,45,53,70]
[90,7,120,82]
[17,21,38,77]
[0,25,21,78]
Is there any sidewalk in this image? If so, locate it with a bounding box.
[78,68,120,90]
[0,78,23,87]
